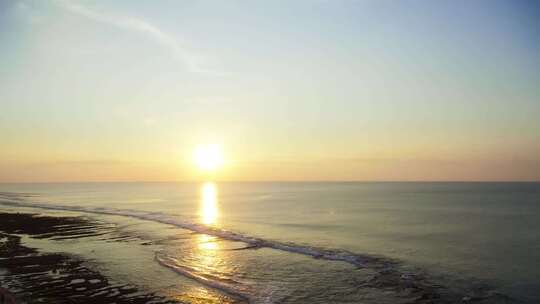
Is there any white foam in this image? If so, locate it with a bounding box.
[0,196,407,304]
[0,199,376,269]
[155,252,253,302]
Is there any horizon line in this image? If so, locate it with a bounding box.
[1,180,539,184]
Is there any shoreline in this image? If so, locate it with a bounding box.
[0,205,518,304]
[0,212,181,304]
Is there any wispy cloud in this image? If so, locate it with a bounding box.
[52,0,220,75]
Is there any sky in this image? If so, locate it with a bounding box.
[0,0,539,182]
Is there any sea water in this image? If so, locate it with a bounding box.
[1,182,539,303]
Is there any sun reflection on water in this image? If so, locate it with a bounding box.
[200,182,218,226]
[198,234,218,251]
[193,182,236,295]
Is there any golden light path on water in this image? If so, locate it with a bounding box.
[200,182,219,226]
[194,182,227,302]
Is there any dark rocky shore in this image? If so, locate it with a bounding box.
[0,212,181,304]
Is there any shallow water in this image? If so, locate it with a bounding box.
[1,182,539,303]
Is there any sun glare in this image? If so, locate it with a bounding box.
[200,182,218,226]
[193,144,224,172]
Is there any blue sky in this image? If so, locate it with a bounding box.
[0,0,539,181]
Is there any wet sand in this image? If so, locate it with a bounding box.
[0,210,514,304]
[0,212,181,304]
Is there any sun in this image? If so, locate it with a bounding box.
[193,144,224,172]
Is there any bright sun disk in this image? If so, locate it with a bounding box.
[193,144,224,172]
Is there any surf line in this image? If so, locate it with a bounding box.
[0,199,392,270]
[154,252,254,302]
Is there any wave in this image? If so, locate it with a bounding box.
[155,252,257,303]
[0,196,391,270]
[0,193,516,304]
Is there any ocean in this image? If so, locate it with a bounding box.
[0,182,539,303]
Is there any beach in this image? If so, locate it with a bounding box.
[0,211,243,304]
[2,0,538,302]
[0,210,492,304]
[0,212,181,303]
[2,182,537,303]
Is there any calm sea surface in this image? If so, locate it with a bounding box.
[1,182,539,303]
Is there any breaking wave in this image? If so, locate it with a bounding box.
[0,196,389,269]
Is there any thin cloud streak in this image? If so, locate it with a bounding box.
[53,0,220,75]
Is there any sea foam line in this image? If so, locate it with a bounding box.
[0,197,388,269]
[154,252,257,302]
